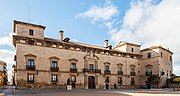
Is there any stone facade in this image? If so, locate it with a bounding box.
[0,61,7,86]
[13,20,173,89]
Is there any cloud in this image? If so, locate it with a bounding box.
[72,39,79,42]
[77,0,180,75]
[76,0,118,24]
[0,49,15,64]
[0,32,14,46]
[109,0,180,75]
[0,32,15,64]
[174,65,180,76]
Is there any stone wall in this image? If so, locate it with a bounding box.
[15,24,44,40]
[16,43,141,89]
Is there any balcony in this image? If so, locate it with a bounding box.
[26,65,35,70]
[50,67,59,72]
[104,70,111,75]
[118,81,122,84]
[27,80,34,83]
[105,80,109,83]
[117,71,123,75]
[83,68,101,73]
[70,68,77,73]
[146,71,152,76]
[130,72,136,76]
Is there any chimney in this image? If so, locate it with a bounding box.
[104,40,108,48]
[59,30,64,41]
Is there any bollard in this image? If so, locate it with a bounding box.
[12,86,15,95]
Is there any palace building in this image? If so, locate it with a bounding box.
[13,20,173,89]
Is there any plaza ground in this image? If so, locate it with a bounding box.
[1,86,180,96]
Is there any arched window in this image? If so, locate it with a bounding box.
[117,63,123,75]
[145,65,153,76]
[25,54,36,70]
[130,65,136,76]
[104,62,111,75]
[49,56,60,72]
[69,58,78,73]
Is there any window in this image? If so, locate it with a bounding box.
[170,71,172,76]
[28,59,35,67]
[170,56,172,61]
[118,66,122,71]
[118,66,123,74]
[46,42,51,47]
[130,67,135,76]
[82,48,86,52]
[29,29,34,36]
[89,64,94,70]
[87,49,90,52]
[71,75,76,82]
[148,53,151,58]
[118,77,122,84]
[64,44,69,49]
[14,55,16,61]
[161,69,165,75]
[105,77,109,83]
[105,66,109,71]
[146,68,152,76]
[71,63,76,69]
[28,40,34,45]
[161,52,163,58]
[130,55,134,58]
[51,61,57,68]
[131,78,135,85]
[131,48,134,52]
[147,68,152,73]
[131,67,135,72]
[52,74,57,82]
[27,74,34,82]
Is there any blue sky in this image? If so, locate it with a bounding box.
[0,0,131,45]
[1,0,180,80]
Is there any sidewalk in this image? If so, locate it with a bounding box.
[0,85,16,96]
[1,86,180,96]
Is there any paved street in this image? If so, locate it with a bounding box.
[1,86,180,96]
[1,87,131,96]
[11,90,130,96]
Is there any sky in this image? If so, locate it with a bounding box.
[0,0,180,81]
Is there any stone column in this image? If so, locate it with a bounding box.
[84,60,88,68]
[95,75,98,89]
[95,61,98,69]
[84,74,88,89]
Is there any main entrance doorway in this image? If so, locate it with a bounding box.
[105,83,109,89]
[72,82,76,89]
[88,76,95,89]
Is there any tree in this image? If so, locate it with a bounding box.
[170,76,180,88]
[146,75,161,89]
